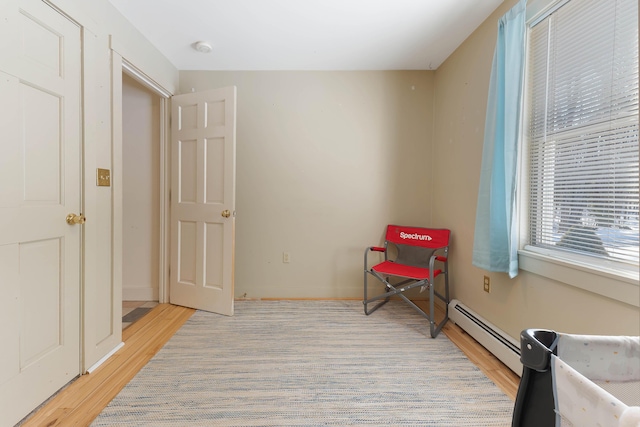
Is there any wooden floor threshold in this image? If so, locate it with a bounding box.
[20,300,518,426]
[20,304,195,427]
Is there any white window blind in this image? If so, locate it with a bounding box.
[526,0,639,265]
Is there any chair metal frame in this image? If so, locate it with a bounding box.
[363,225,450,338]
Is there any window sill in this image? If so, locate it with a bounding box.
[518,247,640,307]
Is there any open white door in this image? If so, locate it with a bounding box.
[0,1,82,425]
[170,87,236,315]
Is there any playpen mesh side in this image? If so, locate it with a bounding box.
[552,334,640,427]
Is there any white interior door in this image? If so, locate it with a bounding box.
[0,0,82,425]
[170,87,236,315]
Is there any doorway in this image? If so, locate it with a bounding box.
[117,63,236,320]
[121,73,162,315]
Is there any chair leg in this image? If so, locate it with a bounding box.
[428,274,449,338]
[364,272,449,338]
[363,268,368,314]
[430,283,436,338]
[363,271,390,315]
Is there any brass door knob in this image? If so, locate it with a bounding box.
[221,210,231,218]
[66,213,86,225]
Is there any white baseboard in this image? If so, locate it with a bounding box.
[449,299,522,376]
[122,287,158,301]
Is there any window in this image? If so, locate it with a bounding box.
[523,0,639,279]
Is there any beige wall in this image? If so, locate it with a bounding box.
[122,74,161,301]
[432,0,640,339]
[180,71,434,298]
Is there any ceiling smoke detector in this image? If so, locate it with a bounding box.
[193,41,212,54]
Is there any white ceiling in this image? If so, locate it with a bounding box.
[108,0,504,71]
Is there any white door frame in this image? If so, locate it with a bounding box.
[115,57,172,303]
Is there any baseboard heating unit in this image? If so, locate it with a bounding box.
[448,299,522,376]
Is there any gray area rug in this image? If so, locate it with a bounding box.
[92,300,514,426]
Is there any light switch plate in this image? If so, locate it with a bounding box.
[97,168,111,186]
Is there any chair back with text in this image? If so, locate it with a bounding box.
[385,225,450,269]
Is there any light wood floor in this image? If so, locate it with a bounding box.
[20,301,519,426]
[417,299,520,399]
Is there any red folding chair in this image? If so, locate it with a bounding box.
[364,225,450,338]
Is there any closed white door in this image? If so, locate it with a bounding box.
[0,1,82,425]
[170,87,236,315]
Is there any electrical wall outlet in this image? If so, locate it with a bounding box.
[283,252,290,263]
[483,275,491,293]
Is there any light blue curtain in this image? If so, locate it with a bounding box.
[472,0,527,278]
